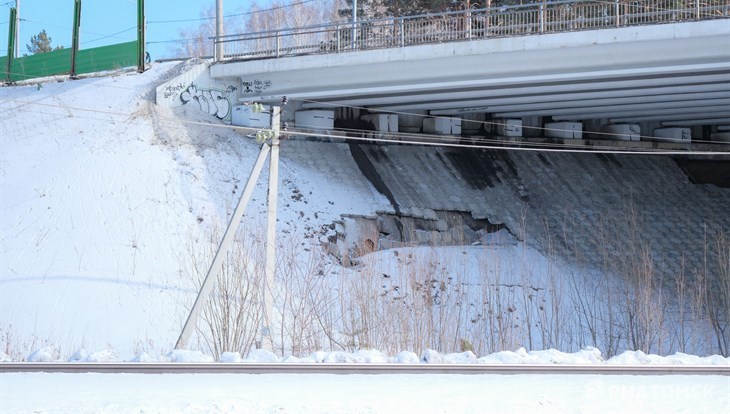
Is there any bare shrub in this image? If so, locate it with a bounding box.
[274,232,337,356]
[181,222,264,359]
[702,228,730,355]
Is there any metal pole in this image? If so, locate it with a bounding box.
[466,0,472,39]
[70,0,81,78]
[137,0,145,72]
[695,0,700,19]
[14,0,19,58]
[352,0,357,50]
[215,0,224,61]
[5,7,16,82]
[175,143,272,350]
[260,106,281,352]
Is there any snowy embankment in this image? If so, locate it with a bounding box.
[0,63,387,360]
[0,62,726,364]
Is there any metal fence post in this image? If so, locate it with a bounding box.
[275,31,280,58]
[695,0,700,19]
[137,0,145,72]
[70,0,81,79]
[399,18,405,46]
[615,0,620,27]
[336,24,341,52]
[5,7,16,83]
[539,2,545,33]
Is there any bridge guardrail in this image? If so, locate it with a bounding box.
[215,0,730,62]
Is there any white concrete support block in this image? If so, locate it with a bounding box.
[496,119,522,137]
[362,114,399,132]
[602,123,640,141]
[710,132,730,143]
[545,122,583,139]
[231,105,271,128]
[452,117,462,135]
[295,110,335,130]
[423,117,461,135]
[652,127,691,142]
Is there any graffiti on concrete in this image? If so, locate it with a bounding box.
[161,83,188,100]
[180,84,238,120]
[241,78,272,95]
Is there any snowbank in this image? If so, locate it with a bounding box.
[18,344,729,365]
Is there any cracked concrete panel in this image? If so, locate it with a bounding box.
[349,143,730,281]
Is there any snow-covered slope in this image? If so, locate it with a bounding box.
[0,64,391,359]
[1,63,727,362]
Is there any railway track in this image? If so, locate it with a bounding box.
[1,362,728,375]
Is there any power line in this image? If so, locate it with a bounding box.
[81,26,136,45]
[2,96,727,156]
[19,18,134,45]
[292,97,728,146]
[148,0,317,24]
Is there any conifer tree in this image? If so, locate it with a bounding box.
[26,30,63,55]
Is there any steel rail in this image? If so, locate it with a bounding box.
[1,363,728,375]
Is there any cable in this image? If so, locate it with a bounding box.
[148,0,317,24]
[292,97,728,145]
[2,96,727,156]
[146,38,210,45]
[19,18,135,45]
[81,26,136,45]
[1,64,726,146]
[283,127,729,155]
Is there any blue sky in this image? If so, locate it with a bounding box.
[0,1,272,59]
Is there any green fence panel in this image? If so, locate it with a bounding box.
[76,41,138,75]
[1,40,138,82]
[6,48,72,81]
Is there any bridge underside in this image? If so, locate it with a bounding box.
[211,20,730,138]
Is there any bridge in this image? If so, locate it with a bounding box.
[208,0,730,143]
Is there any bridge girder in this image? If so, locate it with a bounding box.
[212,19,730,129]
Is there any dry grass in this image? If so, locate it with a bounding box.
[176,204,729,358]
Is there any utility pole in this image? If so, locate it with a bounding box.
[215,0,224,61]
[175,101,285,352]
[260,106,280,352]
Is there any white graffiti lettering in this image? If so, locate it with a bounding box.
[180,84,233,120]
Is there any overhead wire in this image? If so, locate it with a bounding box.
[147,0,317,24]
[1,96,727,156]
[292,97,728,146]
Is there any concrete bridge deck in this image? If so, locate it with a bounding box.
[212,19,729,132]
[206,1,729,142]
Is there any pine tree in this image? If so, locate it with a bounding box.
[26,30,63,55]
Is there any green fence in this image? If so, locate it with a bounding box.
[1,40,138,82]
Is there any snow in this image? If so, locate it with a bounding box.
[165,349,215,363]
[1,62,394,360]
[1,371,728,414]
[1,62,729,413]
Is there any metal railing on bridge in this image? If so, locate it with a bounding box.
[215,0,730,62]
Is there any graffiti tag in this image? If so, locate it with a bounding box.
[180,83,235,120]
[162,83,187,99]
[242,78,272,95]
